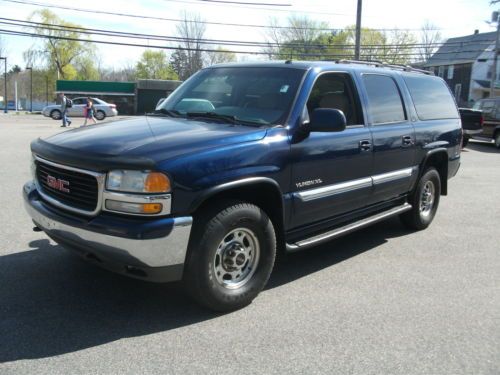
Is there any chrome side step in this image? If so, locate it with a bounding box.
[286,203,412,252]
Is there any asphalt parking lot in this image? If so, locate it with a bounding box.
[0,114,499,375]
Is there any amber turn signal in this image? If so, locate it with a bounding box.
[145,172,171,193]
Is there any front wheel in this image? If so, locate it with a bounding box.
[184,201,276,311]
[50,109,61,120]
[400,168,441,230]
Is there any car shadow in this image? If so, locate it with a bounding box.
[0,217,410,363]
[466,140,499,153]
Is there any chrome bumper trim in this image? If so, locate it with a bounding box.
[24,182,192,269]
[102,191,172,216]
[463,129,482,135]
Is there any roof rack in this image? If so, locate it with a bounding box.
[336,59,434,75]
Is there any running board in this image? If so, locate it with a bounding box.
[286,203,412,252]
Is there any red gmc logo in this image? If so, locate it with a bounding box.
[47,175,70,193]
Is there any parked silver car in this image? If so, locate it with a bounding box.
[42,97,118,121]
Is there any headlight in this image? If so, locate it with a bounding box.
[106,170,171,193]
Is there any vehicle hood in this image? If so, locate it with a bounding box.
[32,116,268,170]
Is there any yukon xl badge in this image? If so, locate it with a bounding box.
[296,179,323,188]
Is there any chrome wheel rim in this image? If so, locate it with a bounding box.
[213,228,260,289]
[95,111,104,120]
[419,181,435,217]
[51,111,60,120]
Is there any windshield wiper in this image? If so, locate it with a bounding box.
[153,108,181,117]
[186,112,239,125]
[186,112,266,127]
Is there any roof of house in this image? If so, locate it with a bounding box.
[424,31,497,66]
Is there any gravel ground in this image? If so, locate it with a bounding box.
[0,114,499,375]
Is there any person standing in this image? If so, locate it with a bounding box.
[60,93,72,127]
[82,97,97,126]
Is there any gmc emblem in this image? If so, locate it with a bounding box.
[47,175,70,193]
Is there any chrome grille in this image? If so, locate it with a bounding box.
[35,158,99,213]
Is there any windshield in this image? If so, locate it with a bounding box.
[158,67,306,126]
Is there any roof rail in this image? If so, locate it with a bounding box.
[336,59,434,75]
[336,59,385,67]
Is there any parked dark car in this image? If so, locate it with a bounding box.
[459,108,483,147]
[23,61,461,311]
[472,98,500,148]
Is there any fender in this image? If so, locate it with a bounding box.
[418,146,449,195]
[189,176,284,213]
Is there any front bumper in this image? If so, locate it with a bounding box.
[23,181,192,282]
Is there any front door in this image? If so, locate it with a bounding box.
[290,72,373,229]
[359,73,416,204]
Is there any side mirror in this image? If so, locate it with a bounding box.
[308,108,346,132]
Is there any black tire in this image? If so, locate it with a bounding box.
[50,109,61,120]
[95,110,106,121]
[400,168,441,230]
[495,132,500,149]
[184,201,276,312]
[462,136,469,148]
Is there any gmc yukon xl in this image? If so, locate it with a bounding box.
[23,61,462,311]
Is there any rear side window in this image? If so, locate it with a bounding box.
[362,74,406,124]
[403,74,459,120]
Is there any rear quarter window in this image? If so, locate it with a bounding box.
[403,74,459,120]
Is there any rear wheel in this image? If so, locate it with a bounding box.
[50,110,61,120]
[462,136,469,148]
[184,201,276,311]
[95,110,106,121]
[400,168,441,230]
[494,132,500,148]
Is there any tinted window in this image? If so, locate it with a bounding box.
[403,74,459,120]
[363,74,406,124]
[161,67,305,126]
[306,73,362,126]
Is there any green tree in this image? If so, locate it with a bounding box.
[23,9,97,80]
[170,47,188,79]
[136,50,178,80]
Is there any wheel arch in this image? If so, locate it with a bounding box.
[190,177,286,252]
[419,148,448,195]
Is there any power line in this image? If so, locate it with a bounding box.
[0,0,450,33]
[0,27,495,63]
[160,0,355,16]
[1,17,495,51]
[196,0,291,6]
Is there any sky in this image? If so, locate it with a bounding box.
[0,0,496,71]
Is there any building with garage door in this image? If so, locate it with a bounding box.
[56,79,182,115]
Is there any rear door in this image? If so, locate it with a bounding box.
[290,72,373,228]
[358,73,416,204]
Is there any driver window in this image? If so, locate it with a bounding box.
[306,73,362,126]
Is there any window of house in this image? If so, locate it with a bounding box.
[438,66,444,77]
[447,65,454,79]
[403,74,459,120]
[362,74,406,124]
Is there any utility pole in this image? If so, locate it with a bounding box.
[354,0,362,60]
[490,11,499,98]
[26,66,33,112]
[0,56,6,113]
[46,75,48,106]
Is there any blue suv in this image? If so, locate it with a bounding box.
[24,61,462,311]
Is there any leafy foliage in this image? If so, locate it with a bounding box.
[135,50,178,80]
[23,9,98,80]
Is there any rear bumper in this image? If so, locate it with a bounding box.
[463,129,482,135]
[23,181,192,282]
